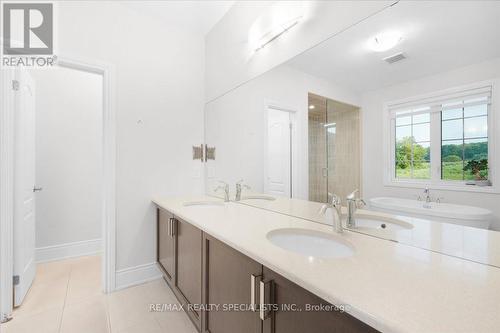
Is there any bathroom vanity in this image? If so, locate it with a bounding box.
[154,197,500,333]
[156,201,376,333]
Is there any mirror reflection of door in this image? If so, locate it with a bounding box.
[266,107,293,198]
[308,93,361,203]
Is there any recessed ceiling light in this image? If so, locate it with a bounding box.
[309,105,315,109]
[368,31,402,52]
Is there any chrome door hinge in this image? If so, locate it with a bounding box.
[12,80,20,91]
[13,275,19,286]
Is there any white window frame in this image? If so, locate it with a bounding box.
[383,79,499,193]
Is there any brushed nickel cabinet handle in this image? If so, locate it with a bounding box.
[250,274,261,311]
[259,280,273,321]
[168,218,175,237]
[170,218,177,238]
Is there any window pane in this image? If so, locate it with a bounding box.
[415,141,430,161]
[396,125,411,140]
[395,135,411,179]
[396,116,411,126]
[442,140,463,180]
[442,108,462,120]
[442,160,464,180]
[463,138,488,180]
[442,119,463,140]
[464,138,488,160]
[396,160,411,179]
[464,116,487,138]
[413,113,430,124]
[464,139,488,180]
[464,103,487,117]
[412,161,430,179]
[413,123,430,142]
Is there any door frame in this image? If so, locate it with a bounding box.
[0,55,117,322]
[263,100,298,198]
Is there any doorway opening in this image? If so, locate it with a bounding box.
[308,93,361,203]
[0,58,116,323]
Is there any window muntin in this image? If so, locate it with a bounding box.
[390,86,491,185]
[441,99,488,181]
[395,110,431,180]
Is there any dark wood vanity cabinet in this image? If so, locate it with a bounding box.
[157,206,378,333]
[157,208,175,284]
[176,217,203,325]
[202,233,262,333]
[261,267,378,333]
[157,208,202,331]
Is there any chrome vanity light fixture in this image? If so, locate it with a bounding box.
[248,1,308,52]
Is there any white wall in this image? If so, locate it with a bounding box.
[205,64,360,199]
[53,2,205,271]
[31,67,102,250]
[205,1,393,102]
[361,58,500,230]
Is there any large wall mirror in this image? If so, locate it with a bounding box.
[204,1,500,267]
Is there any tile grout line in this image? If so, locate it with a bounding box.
[57,264,73,333]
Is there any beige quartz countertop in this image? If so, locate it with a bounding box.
[236,195,500,268]
[153,196,500,333]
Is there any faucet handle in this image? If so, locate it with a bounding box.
[319,194,341,214]
[356,198,366,209]
[214,181,229,191]
[346,189,359,200]
[319,204,329,215]
[236,179,251,189]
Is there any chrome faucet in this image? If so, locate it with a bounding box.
[214,181,230,202]
[346,189,366,228]
[235,179,251,201]
[422,187,432,208]
[319,194,343,233]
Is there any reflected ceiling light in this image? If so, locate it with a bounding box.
[248,1,308,52]
[368,31,402,52]
[309,105,315,110]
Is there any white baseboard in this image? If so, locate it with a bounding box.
[115,262,162,291]
[35,239,102,263]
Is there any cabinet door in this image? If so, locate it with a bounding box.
[176,217,203,330]
[262,267,379,333]
[203,234,262,333]
[157,208,175,284]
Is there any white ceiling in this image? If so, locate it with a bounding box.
[121,1,234,35]
[287,1,500,94]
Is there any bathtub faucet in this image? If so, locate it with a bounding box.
[422,187,432,208]
[346,189,366,228]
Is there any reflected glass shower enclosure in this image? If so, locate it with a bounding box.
[308,93,361,203]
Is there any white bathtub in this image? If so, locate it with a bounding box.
[369,197,493,229]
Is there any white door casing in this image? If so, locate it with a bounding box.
[266,107,292,197]
[0,56,116,321]
[13,70,37,306]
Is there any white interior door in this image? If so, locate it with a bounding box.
[266,108,292,197]
[13,70,37,306]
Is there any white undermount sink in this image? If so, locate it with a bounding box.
[266,228,355,259]
[183,200,224,207]
[240,195,276,201]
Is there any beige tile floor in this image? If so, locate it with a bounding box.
[0,255,196,333]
